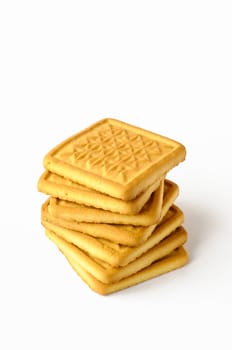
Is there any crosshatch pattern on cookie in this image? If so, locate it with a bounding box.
[57,121,173,184]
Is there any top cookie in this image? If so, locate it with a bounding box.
[43,118,186,200]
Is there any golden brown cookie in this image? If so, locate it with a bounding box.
[41,179,179,246]
[38,170,162,214]
[48,179,164,226]
[42,205,184,267]
[50,240,188,295]
[46,226,187,284]
[43,118,186,200]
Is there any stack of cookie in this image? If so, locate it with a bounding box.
[38,118,188,295]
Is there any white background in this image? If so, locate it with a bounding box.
[0,1,232,349]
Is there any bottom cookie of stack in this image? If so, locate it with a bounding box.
[65,247,188,295]
[45,224,188,295]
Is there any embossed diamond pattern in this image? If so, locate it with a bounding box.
[57,122,173,184]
